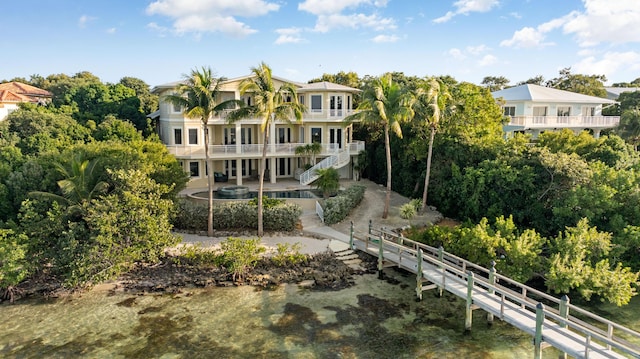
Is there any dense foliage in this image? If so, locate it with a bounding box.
[0,73,188,290]
[322,184,366,225]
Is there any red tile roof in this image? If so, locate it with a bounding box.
[0,82,52,104]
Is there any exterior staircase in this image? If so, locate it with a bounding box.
[299,149,351,185]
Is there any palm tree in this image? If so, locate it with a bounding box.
[416,77,451,212]
[29,153,108,215]
[312,167,340,198]
[344,74,415,219]
[226,62,305,236]
[164,67,238,237]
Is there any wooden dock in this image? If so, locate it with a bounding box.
[347,224,640,359]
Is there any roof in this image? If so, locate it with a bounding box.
[152,76,358,93]
[605,87,639,99]
[0,90,30,102]
[299,81,360,92]
[0,82,52,98]
[492,84,615,104]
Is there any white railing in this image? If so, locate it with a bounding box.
[299,149,351,185]
[165,141,365,159]
[506,115,620,128]
[315,201,324,223]
[206,109,361,122]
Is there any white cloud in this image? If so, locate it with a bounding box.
[448,48,465,60]
[466,44,489,55]
[298,0,394,34]
[78,15,96,28]
[146,0,279,37]
[275,28,305,44]
[573,51,640,79]
[563,0,640,46]
[478,54,498,67]
[106,28,116,34]
[433,0,500,23]
[147,22,169,37]
[372,34,399,43]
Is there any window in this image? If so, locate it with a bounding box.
[188,128,198,145]
[502,106,515,116]
[311,127,322,143]
[557,106,571,116]
[174,128,182,145]
[311,95,322,112]
[533,106,547,116]
[172,103,182,113]
[298,95,305,105]
[582,106,595,116]
[189,162,200,177]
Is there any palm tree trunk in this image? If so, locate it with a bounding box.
[258,129,269,237]
[422,126,436,212]
[204,123,214,237]
[383,125,391,219]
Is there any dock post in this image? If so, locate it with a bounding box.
[377,232,384,279]
[437,246,444,297]
[465,271,474,331]
[416,248,423,301]
[487,261,496,325]
[558,295,569,359]
[369,219,372,235]
[534,303,545,359]
[559,295,570,328]
[349,221,354,250]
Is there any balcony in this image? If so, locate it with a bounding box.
[506,115,620,129]
[206,109,359,123]
[166,140,365,159]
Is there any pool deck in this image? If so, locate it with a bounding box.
[179,178,331,197]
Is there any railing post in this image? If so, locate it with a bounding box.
[377,232,384,279]
[349,221,354,250]
[369,219,373,235]
[487,260,496,325]
[437,246,444,297]
[416,248,423,302]
[559,295,570,329]
[534,303,544,359]
[465,271,474,331]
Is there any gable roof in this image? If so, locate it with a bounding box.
[0,82,52,98]
[0,89,30,102]
[492,84,615,104]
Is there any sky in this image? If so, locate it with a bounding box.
[2,0,639,88]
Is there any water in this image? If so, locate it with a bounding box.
[1,270,637,358]
[193,189,321,200]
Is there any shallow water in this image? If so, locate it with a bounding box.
[1,270,636,358]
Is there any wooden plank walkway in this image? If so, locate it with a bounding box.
[348,226,640,359]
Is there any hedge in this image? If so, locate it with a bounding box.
[322,184,366,225]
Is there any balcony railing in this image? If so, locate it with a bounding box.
[205,109,359,122]
[506,115,620,128]
[165,140,366,159]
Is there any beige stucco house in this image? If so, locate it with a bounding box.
[151,75,364,188]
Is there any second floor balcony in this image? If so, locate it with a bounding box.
[506,115,620,129]
[166,140,365,159]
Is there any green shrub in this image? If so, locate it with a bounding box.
[322,184,366,225]
[248,196,284,209]
[219,237,265,282]
[174,243,220,267]
[173,200,302,232]
[399,203,416,219]
[272,242,307,267]
[409,198,422,211]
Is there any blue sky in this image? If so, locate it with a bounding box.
[2,0,639,87]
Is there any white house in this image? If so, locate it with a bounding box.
[0,82,52,121]
[151,75,364,188]
[492,84,619,139]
